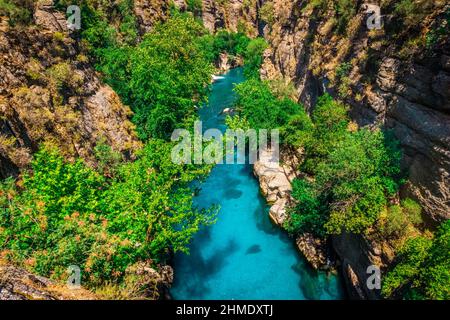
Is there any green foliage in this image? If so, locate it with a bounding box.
[186,0,203,16]
[260,1,275,25]
[318,129,403,234]
[97,14,214,140]
[284,179,327,237]
[0,0,33,26]
[0,144,216,288]
[380,199,423,239]
[382,220,450,300]
[242,38,268,79]
[285,94,403,237]
[129,15,214,139]
[334,0,357,34]
[302,94,349,173]
[197,30,251,63]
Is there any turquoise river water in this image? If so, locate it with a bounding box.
[170,68,345,300]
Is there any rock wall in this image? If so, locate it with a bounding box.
[260,0,449,222]
[257,0,449,299]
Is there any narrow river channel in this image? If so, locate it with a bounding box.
[170,68,344,300]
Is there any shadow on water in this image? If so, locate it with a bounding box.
[224,188,243,200]
[173,238,240,299]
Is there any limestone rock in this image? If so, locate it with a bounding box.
[125,261,174,300]
[295,233,328,270]
[269,197,289,225]
[34,0,68,32]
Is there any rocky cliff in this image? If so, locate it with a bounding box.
[201,0,260,36]
[0,2,141,179]
[257,0,449,299]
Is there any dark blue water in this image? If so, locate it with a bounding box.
[171,68,344,300]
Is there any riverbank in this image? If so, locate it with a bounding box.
[252,148,331,271]
[170,68,344,300]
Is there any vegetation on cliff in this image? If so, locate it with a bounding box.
[230,33,448,299]
[0,4,256,298]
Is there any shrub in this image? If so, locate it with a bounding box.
[260,1,275,25]
[242,38,268,79]
[302,94,349,173]
[0,143,217,289]
[0,0,33,26]
[233,79,306,134]
[382,220,450,300]
[285,179,327,237]
[381,199,423,240]
[319,129,403,234]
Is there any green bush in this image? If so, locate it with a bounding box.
[285,95,403,237]
[284,179,327,237]
[233,79,307,134]
[0,0,33,26]
[302,94,349,174]
[319,128,403,234]
[96,14,214,140]
[382,220,450,300]
[381,199,423,239]
[0,143,216,288]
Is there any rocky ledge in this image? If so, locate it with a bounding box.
[253,148,330,270]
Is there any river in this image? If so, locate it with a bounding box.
[170,68,344,300]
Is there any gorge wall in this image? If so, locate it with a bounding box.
[258,0,449,222]
[0,2,141,179]
[255,0,449,299]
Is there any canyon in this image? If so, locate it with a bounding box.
[0,0,448,300]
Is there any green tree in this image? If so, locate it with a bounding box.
[302,94,349,174]
[242,38,268,79]
[382,220,450,300]
[0,143,217,288]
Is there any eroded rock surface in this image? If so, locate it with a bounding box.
[0,4,140,179]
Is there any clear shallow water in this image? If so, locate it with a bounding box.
[170,68,344,300]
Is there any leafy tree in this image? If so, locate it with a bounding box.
[302,94,349,174]
[382,220,450,300]
[380,199,423,239]
[284,179,327,237]
[233,79,303,131]
[318,128,403,234]
[97,14,214,140]
[286,120,403,236]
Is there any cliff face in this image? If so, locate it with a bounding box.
[257,0,449,299]
[260,0,449,222]
[201,0,260,36]
[0,2,141,179]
